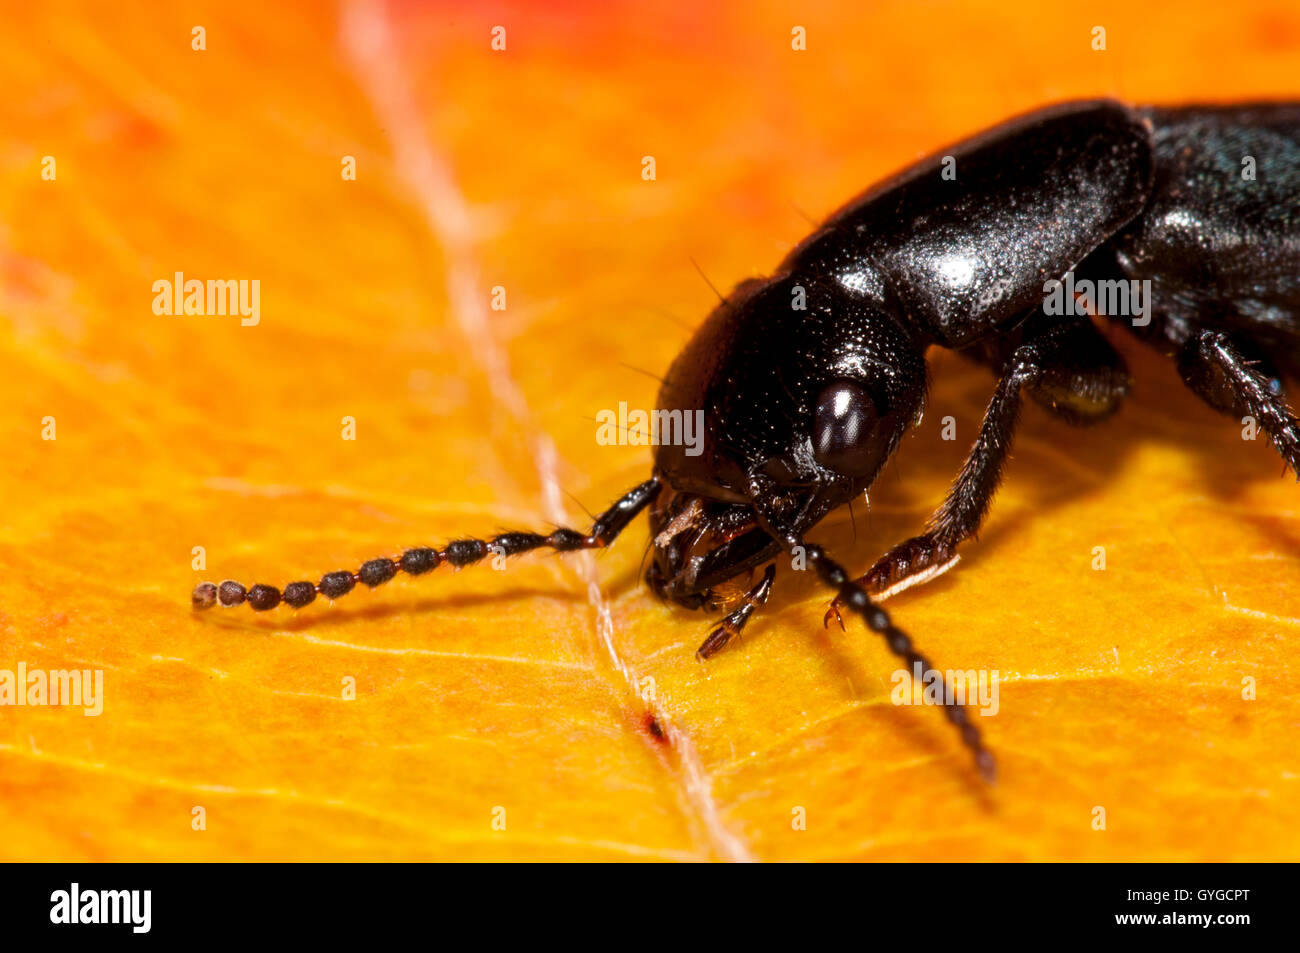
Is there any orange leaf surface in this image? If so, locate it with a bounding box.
[1,0,1298,861]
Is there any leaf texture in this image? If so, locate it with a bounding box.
[0,0,1297,861]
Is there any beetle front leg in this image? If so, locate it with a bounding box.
[825,313,1131,628]
[695,563,777,659]
[824,356,1037,627]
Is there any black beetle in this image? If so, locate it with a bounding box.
[195,99,1300,782]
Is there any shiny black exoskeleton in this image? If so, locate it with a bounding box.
[196,100,1300,782]
[642,100,1300,777]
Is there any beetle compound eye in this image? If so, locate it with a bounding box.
[812,380,879,475]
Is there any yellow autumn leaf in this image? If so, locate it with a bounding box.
[0,0,1297,861]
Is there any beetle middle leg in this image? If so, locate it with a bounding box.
[825,312,1130,627]
[1175,328,1300,475]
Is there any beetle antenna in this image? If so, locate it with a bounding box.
[801,539,996,783]
[192,478,661,613]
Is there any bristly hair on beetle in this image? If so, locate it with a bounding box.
[195,98,1300,785]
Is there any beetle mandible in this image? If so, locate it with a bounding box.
[194,100,1300,782]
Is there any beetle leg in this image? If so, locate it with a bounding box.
[822,351,1036,629]
[827,313,1130,626]
[695,564,776,659]
[1176,328,1300,476]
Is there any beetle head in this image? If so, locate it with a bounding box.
[647,272,926,604]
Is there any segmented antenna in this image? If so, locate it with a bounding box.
[801,541,997,783]
[192,479,661,612]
